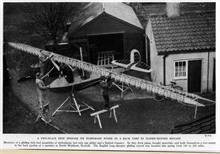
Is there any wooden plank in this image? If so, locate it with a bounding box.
[90,109,108,117]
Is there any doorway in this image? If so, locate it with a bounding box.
[188,60,202,93]
[213,58,215,91]
[88,33,124,64]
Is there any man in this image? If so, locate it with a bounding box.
[35,72,51,123]
[39,51,55,77]
[100,76,112,109]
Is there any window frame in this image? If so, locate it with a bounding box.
[174,60,188,80]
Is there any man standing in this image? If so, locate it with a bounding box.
[100,76,112,109]
[35,72,50,123]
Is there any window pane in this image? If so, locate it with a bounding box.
[176,62,179,67]
[183,65,185,71]
[183,61,186,65]
[175,61,187,77]
[183,72,186,76]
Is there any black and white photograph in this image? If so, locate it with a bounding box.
[3,1,216,136]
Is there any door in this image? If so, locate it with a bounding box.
[213,58,215,91]
[188,60,202,92]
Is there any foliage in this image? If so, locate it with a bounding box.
[4,3,81,76]
[23,3,76,44]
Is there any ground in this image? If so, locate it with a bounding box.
[3,85,60,133]
[3,69,215,134]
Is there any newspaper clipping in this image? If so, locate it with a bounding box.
[1,0,219,152]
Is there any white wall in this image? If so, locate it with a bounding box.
[165,51,215,92]
[145,20,164,84]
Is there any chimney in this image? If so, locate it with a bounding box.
[166,3,180,17]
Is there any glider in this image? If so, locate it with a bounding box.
[8,42,207,107]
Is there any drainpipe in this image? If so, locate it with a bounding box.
[163,54,168,86]
[207,51,210,92]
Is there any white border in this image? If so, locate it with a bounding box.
[1,0,219,152]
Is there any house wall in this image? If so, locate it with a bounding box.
[165,51,215,92]
[146,20,164,84]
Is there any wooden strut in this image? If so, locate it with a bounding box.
[112,82,134,98]
[8,42,207,107]
[52,89,95,117]
[51,62,94,117]
[90,105,119,129]
[41,67,54,80]
[194,98,199,119]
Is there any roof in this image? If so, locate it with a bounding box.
[171,114,215,134]
[68,3,143,35]
[149,12,215,54]
[132,3,215,27]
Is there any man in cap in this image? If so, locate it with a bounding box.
[100,76,112,109]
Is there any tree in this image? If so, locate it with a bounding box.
[24,3,80,44]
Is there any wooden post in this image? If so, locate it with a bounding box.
[121,82,124,98]
[80,47,85,77]
[194,100,198,119]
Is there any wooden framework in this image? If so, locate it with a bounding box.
[52,91,95,117]
[90,105,119,129]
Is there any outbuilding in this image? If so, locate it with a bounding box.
[51,3,145,66]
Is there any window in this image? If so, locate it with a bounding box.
[174,61,187,79]
[97,51,115,66]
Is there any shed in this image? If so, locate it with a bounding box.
[66,3,145,65]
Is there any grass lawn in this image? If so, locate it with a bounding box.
[3,85,61,133]
[3,70,215,134]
